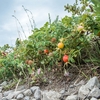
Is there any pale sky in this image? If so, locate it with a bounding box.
[0,0,74,46]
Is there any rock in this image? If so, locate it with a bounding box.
[34,88,41,100]
[32,98,36,100]
[16,93,24,100]
[42,93,51,100]
[17,85,27,91]
[43,90,61,100]
[78,85,90,99]
[0,81,7,87]
[6,91,21,99]
[1,76,100,100]
[2,97,8,100]
[0,93,2,99]
[23,96,30,100]
[90,97,97,100]
[75,80,85,86]
[30,86,40,94]
[85,76,100,90]
[0,87,3,92]
[60,89,66,94]
[65,95,78,100]
[88,86,100,98]
[6,92,14,99]
[3,90,13,97]
[69,85,75,88]
[24,89,32,96]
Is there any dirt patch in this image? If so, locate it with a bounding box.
[2,64,100,92]
[32,64,100,91]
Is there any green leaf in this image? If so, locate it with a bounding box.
[94,29,100,36]
[91,0,100,5]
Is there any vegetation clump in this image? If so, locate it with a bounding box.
[0,0,100,86]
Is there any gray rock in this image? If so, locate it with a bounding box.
[88,86,100,98]
[17,85,27,91]
[6,92,14,99]
[2,76,100,100]
[32,98,36,100]
[6,91,21,99]
[65,95,78,100]
[42,93,51,100]
[78,85,90,99]
[24,89,32,96]
[0,93,2,99]
[85,76,100,90]
[0,87,3,92]
[43,90,61,100]
[2,97,8,100]
[30,86,40,94]
[16,93,24,100]
[34,88,41,100]
[90,97,97,100]
[60,89,66,94]
[75,80,85,86]
[69,85,75,88]
[3,90,13,97]
[24,96,30,100]
[0,81,7,87]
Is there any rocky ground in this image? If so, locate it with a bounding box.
[0,76,100,100]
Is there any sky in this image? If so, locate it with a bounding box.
[0,0,74,46]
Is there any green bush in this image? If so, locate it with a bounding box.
[0,0,100,81]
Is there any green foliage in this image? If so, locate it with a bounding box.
[0,0,100,82]
[25,15,91,69]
